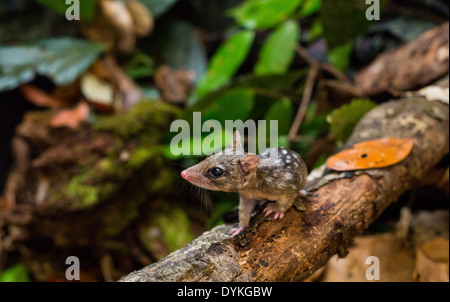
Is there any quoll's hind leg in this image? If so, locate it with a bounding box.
[230,197,257,237]
[263,195,296,220]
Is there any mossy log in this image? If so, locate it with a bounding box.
[120,81,449,282]
[0,100,187,281]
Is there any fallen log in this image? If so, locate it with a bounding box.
[120,79,449,282]
[355,22,449,95]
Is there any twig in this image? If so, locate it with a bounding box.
[287,66,319,147]
[295,44,351,83]
[100,254,114,282]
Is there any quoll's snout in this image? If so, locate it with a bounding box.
[181,169,189,180]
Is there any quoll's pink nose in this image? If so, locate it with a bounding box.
[181,170,189,179]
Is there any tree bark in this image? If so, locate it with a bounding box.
[120,79,449,282]
[355,22,449,95]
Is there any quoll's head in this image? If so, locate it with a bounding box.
[180,131,260,192]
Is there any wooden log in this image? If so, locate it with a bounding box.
[355,22,449,95]
[120,80,449,282]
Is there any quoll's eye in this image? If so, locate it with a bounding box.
[210,167,224,178]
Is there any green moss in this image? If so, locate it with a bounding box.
[94,100,181,140]
[62,173,116,209]
[97,158,116,175]
[128,147,158,168]
[139,205,194,255]
[52,100,180,211]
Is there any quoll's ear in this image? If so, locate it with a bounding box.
[239,154,260,176]
[233,130,244,152]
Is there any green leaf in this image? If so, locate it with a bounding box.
[168,88,254,158]
[228,0,304,30]
[254,21,300,75]
[201,88,255,124]
[137,0,179,18]
[188,69,307,118]
[0,37,105,92]
[158,207,193,252]
[158,19,207,81]
[299,0,321,17]
[328,41,353,72]
[327,99,377,143]
[195,30,255,98]
[163,128,234,159]
[320,0,376,49]
[125,52,155,79]
[36,0,97,22]
[308,18,324,42]
[263,98,293,135]
[0,264,30,282]
[206,200,237,230]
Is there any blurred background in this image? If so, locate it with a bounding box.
[0,0,448,281]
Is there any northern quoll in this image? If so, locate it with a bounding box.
[181,131,308,237]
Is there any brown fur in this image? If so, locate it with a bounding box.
[181,132,308,233]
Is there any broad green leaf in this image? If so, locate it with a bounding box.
[0,264,30,282]
[169,88,254,157]
[36,0,97,22]
[0,38,105,92]
[196,30,255,98]
[158,19,207,82]
[299,103,329,137]
[255,21,300,75]
[201,88,255,123]
[137,0,179,18]
[229,0,304,30]
[187,69,307,118]
[320,0,382,49]
[327,99,377,143]
[163,128,234,159]
[263,98,293,135]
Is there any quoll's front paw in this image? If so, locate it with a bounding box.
[229,225,248,237]
[263,203,285,220]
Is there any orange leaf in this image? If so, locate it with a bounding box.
[50,101,90,129]
[326,137,414,171]
[20,84,69,108]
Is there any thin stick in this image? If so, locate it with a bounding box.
[295,44,350,83]
[287,66,319,147]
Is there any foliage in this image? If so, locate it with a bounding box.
[0,38,104,92]
[0,264,30,282]
[327,99,377,144]
[2,0,447,281]
[36,0,97,21]
[228,0,304,30]
[155,19,207,82]
[254,21,300,75]
[196,30,255,98]
[137,0,180,18]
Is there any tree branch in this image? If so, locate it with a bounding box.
[120,78,449,282]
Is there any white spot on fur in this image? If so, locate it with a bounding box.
[281,149,288,155]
